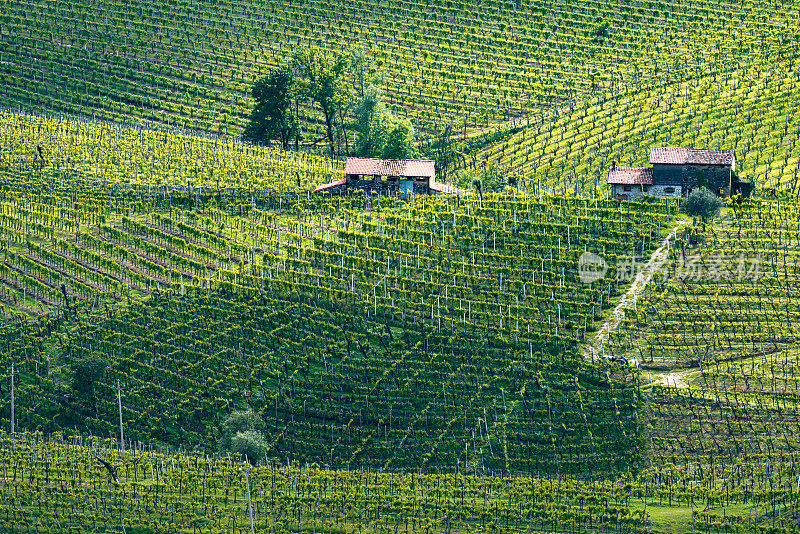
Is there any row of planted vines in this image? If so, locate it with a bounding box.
[474,54,800,194]
[1,113,344,193]
[1,432,798,533]
[610,197,800,367]
[596,197,800,493]
[2,0,792,137]
[0,114,680,475]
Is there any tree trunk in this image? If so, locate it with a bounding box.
[323,106,336,156]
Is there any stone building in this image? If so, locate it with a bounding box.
[608,147,741,201]
[314,158,466,196]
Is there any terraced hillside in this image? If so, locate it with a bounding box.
[470,55,800,193]
[2,0,797,137]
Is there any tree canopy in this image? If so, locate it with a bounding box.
[682,186,723,226]
[71,355,108,413]
[219,409,267,462]
[242,65,298,149]
[382,119,419,160]
[354,84,419,159]
[355,84,392,158]
[293,47,350,156]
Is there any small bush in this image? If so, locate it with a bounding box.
[71,355,107,396]
[230,430,268,463]
[219,409,267,463]
[70,355,108,412]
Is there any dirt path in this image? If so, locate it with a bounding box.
[583,220,687,361]
[653,368,700,388]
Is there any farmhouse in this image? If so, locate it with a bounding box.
[608,147,746,201]
[314,157,466,197]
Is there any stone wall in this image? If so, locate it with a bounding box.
[612,184,645,201]
[317,179,439,196]
[653,164,731,195]
[646,185,682,199]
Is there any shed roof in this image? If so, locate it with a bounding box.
[650,147,735,166]
[607,167,653,185]
[345,157,435,178]
[313,178,346,193]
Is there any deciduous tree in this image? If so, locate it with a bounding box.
[242,65,298,150]
[382,119,419,160]
[294,47,350,156]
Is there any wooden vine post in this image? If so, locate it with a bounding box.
[7,363,16,435]
[246,462,255,534]
[115,379,125,456]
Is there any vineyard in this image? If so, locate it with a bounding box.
[5,0,800,525]
[609,196,800,367]
[6,107,800,529]
[2,0,798,138]
[1,112,344,192]
[585,195,800,493]
[0,112,683,476]
[470,54,800,194]
[1,432,799,533]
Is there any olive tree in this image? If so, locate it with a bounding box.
[682,187,723,231]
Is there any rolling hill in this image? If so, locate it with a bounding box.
[5,0,800,528]
[0,115,675,474]
[3,0,797,138]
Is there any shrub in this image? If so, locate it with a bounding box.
[70,355,108,412]
[219,409,267,462]
[230,430,268,463]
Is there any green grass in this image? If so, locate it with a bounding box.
[633,503,694,534]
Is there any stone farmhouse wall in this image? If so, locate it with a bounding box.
[652,164,732,195]
[315,179,438,196]
[646,185,682,198]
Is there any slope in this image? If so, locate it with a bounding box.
[2,0,796,137]
[0,116,682,475]
[468,53,800,193]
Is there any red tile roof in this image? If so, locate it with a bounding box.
[345,157,435,178]
[650,147,735,166]
[607,167,653,185]
[313,178,346,193]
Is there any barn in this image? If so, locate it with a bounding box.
[608,147,744,201]
[314,157,466,197]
